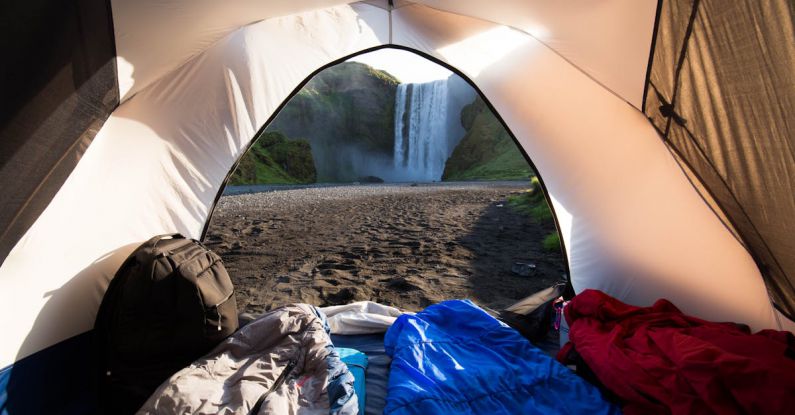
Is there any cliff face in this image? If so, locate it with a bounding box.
[442,96,534,181]
[266,61,400,181]
[229,131,316,185]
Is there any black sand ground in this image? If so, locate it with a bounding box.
[203,182,566,314]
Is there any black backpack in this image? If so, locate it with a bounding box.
[93,234,238,414]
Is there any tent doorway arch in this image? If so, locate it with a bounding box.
[202,44,569,249]
[202,46,571,312]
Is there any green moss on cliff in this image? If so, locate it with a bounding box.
[229,131,316,185]
[442,96,533,181]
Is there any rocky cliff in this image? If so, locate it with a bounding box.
[267,61,400,181]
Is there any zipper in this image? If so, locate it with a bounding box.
[248,358,298,415]
[209,290,234,331]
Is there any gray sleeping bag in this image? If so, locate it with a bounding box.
[137,304,358,414]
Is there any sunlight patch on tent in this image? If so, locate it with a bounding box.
[437,26,530,77]
[116,56,135,100]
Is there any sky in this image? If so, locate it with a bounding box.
[347,49,452,84]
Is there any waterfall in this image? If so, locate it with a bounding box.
[393,80,452,181]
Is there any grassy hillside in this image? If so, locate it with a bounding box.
[506,177,561,252]
[229,131,316,185]
[442,96,533,181]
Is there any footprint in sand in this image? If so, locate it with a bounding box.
[322,287,366,306]
[317,261,358,271]
[385,276,420,292]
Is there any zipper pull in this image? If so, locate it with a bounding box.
[217,308,222,331]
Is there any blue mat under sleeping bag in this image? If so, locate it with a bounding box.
[383,299,618,415]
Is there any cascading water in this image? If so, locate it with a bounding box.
[393,80,452,181]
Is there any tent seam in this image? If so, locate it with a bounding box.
[641,0,664,113]
[388,0,393,43]
[662,0,701,139]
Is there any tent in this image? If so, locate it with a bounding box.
[1,0,793,412]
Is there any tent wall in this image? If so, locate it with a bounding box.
[0,0,788,380]
[0,0,118,268]
[644,0,795,317]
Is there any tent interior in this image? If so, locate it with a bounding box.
[1,0,794,413]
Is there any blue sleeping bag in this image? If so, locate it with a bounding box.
[383,300,619,415]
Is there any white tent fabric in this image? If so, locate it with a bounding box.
[0,0,786,368]
[112,0,364,101]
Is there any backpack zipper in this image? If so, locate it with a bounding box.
[210,291,234,331]
[248,358,298,414]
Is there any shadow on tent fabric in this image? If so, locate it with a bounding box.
[2,242,139,415]
[457,199,565,308]
[0,0,118,267]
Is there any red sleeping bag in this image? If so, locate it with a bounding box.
[557,289,795,415]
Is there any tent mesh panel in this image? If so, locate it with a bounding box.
[0,0,118,265]
[644,0,795,317]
